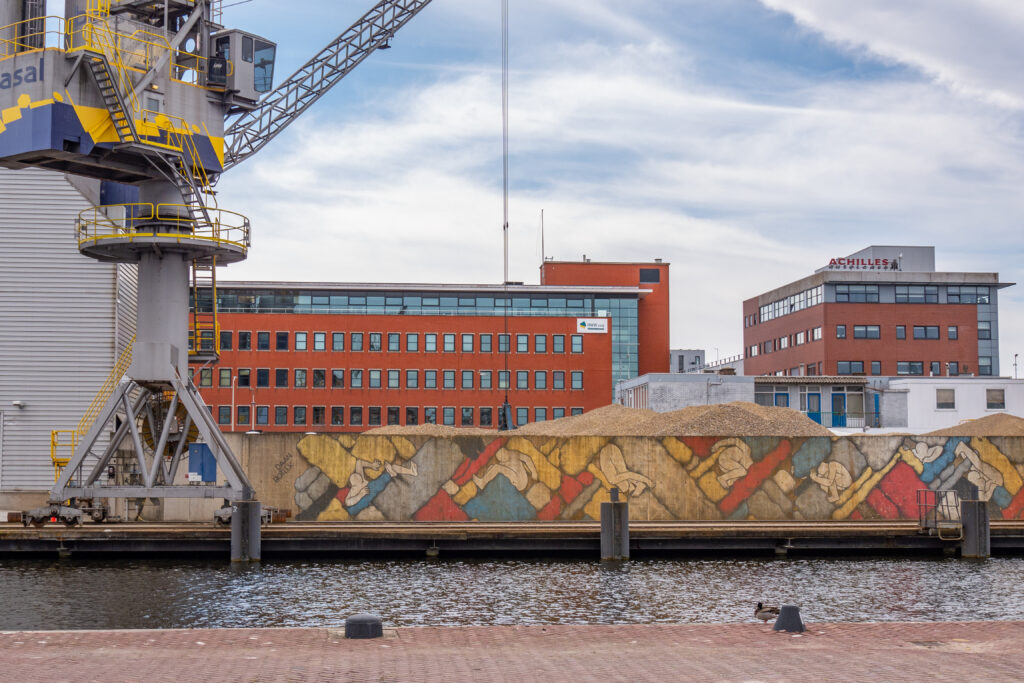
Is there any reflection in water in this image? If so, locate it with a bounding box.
[0,557,1022,631]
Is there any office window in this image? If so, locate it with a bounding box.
[387,406,400,426]
[552,335,565,353]
[895,285,938,303]
[293,405,307,425]
[552,371,565,390]
[534,335,546,353]
[332,332,345,351]
[853,325,880,339]
[350,332,363,351]
[480,407,493,427]
[238,331,251,350]
[443,370,456,389]
[274,405,288,425]
[293,368,306,388]
[837,361,864,375]
[979,356,993,376]
[406,369,419,389]
[948,362,959,376]
[220,330,233,351]
[516,407,529,425]
[896,326,906,340]
[237,368,250,387]
[369,369,382,388]
[571,335,583,353]
[913,326,940,340]
[462,370,474,389]
[571,371,583,390]
[795,331,806,345]
[461,407,474,426]
[199,368,213,387]
[424,407,437,424]
[217,405,231,425]
[480,370,492,389]
[498,334,510,353]
[929,361,940,376]
[461,334,474,353]
[425,370,437,389]
[312,369,325,388]
[535,370,547,390]
[936,389,956,410]
[219,368,231,387]
[274,331,288,351]
[978,321,991,340]
[639,268,660,283]
[498,371,510,389]
[425,333,437,352]
[871,361,881,375]
[329,369,344,388]
[295,332,307,350]
[811,327,822,341]
[236,405,250,425]
[517,334,529,352]
[406,333,419,352]
[442,407,455,426]
[350,369,363,388]
[480,334,492,353]
[835,284,879,303]
[778,336,789,350]
[948,285,990,304]
[369,333,382,352]
[255,405,269,426]
[948,326,958,340]
[257,331,270,350]
[388,333,400,352]
[571,407,584,416]
[368,406,381,426]
[836,325,846,339]
[349,406,363,426]
[388,369,400,389]
[552,407,565,419]
[987,389,1006,410]
[516,370,529,390]
[256,368,270,387]
[534,407,547,422]
[897,361,924,376]
[406,407,419,425]
[443,334,456,352]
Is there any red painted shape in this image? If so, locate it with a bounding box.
[1002,486,1024,520]
[537,496,562,521]
[335,486,350,502]
[414,490,469,522]
[452,438,506,486]
[849,508,864,521]
[682,437,720,459]
[876,461,925,518]
[866,487,899,519]
[577,470,594,487]
[559,474,584,504]
[719,441,792,515]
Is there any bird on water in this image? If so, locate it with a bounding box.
[755,602,780,622]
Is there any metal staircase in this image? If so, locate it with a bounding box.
[190,257,219,360]
[84,53,138,143]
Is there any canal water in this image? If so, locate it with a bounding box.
[1,557,1022,631]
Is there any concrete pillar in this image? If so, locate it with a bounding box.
[230,500,261,562]
[600,487,629,561]
[960,500,990,559]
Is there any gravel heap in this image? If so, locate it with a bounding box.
[510,404,656,436]
[923,413,1024,437]
[363,423,496,436]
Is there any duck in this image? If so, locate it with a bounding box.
[755,602,780,623]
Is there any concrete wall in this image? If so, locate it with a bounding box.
[219,432,1024,523]
[617,374,754,412]
[888,378,1024,433]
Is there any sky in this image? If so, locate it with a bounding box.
[209,0,1024,375]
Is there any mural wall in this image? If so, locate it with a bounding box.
[233,434,1024,522]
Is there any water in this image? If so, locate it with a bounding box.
[1,557,1022,631]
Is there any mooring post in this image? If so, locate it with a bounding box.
[600,487,629,561]
[230,499,262,562]
[960,498,990,559]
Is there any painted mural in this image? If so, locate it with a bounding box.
[248,434,1024,522]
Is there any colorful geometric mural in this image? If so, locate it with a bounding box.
[258,434,1024,522]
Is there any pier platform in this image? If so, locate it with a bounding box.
[2,520,1024,556]
[1,621,1022,681]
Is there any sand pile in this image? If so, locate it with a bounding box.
[510,404,656,436]
[924,412,1024,437]
[363,423,495,436]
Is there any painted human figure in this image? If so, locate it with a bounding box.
[598,444,654,496]
[344,458,418,507]
[809,461,853,503]
[714,438,753,489]
[473,449,538,491]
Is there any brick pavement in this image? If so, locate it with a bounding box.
[1,621,1022,682]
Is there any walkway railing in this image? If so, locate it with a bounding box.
[76,203,250,251]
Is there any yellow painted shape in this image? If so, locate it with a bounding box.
[316,497,350,522]
[17,93,29,108]
[899,447,924,475]
[52,91,64,102]
[391,436,417,461]
[351,436,397,465]
[537,438,558,456]
[507,437,561,490]
[697,470,728,502]
[555,436,607,476]
[454,480,478,506]
[28,98,53,109]
[297,434,355,489]
[337,434,356,449]
[772,469,796,494]
[662,437,693,466]
[972,437,1022,495]
[834,465,875,508]
[73,104,119,143]
[1,105,23,125]
[689,450,720,479]
[583,486,611,521]
[587,463,612,491]
[832,454,901,520]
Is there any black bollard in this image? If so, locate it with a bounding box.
[230,500,262,562]
[773,605,805,632]
[345,614,383,639]
[961,499,990,559]
[600,487,630,561]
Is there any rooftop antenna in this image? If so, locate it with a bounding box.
[540,208,545,266]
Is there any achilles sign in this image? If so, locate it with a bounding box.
[826,257,899,271]
[576,318,608,333]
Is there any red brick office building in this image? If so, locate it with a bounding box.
[742,246,1011,378]
[193,260,670,432]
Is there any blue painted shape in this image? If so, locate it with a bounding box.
[991,486,1012,509]
[187,443,216,482]
[792,438,831,479]
[345,473,392,517]
[728,501,749,520]
[462,473,536,521]
[921,438,964,483]
[746,437,781,462]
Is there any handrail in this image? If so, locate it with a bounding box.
[76,203,251,249]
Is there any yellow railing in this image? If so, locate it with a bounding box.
[49,334,135,481]
[76,203,251,250]
[0,15,64,58]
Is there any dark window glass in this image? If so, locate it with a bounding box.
[331,370,345,388]
[238,331,251,350]
[293,406,306,425]
[236,405,250,425]
[217,405,230,425]
[853,325,880,339]
[276,332,289,350]
[535,407,547,422]
[368,406,381,426]
[480,407,493,427]
[313,369,326,388]
[897,361,924,375]
[387,406,400,425]
[237,368,250,387]
[552,408,565,419]
[639,268,660,283]
[948,326,958,340]
[220,330,233,351]
[255,406,269,425]
[406,407,419,425]
[461,407,474,426]
[978,321,991,340]
[294,368,307,387]
[257,332,270,350]
[349,406,363,426]
[836,325,846,339]
[424,407,437,424]
[948,362,959,376]
[534,335,546,353]
[571,407,583,416]
[275,405,287,425]
[332,332,345,351]
[871,361,881,375]
[979,357,993,376]
[256,368,270,387]
[498,334,510,353]
[331,406,345,426]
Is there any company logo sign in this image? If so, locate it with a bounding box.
[0,58,44,90]
[826,257,899,271]
[576,318,608,333]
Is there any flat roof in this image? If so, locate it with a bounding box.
[754,376,868,386]
[749,270,1013,305]
[543,260,670,266]
[219,281,653,297]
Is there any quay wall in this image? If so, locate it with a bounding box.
[227,433,1024,523]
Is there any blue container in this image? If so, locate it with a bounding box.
[187,443,217,483]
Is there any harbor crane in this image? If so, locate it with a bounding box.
[0,0,432,556]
